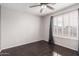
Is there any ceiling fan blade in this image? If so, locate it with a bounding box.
[29,5,41,8]
[40,3,48,5]
[50,3,56,5]
[40,8,43,13]
[46,5,54,10]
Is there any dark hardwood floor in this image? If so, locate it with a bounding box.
[0,40,78,56]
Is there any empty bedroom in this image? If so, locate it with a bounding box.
[0,3,79,56]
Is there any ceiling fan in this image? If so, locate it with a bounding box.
[29,3,56,13]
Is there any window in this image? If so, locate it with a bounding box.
[69,10,78,37]
[57,15,63,35]
[53,10,78,39]
[53,16,58,35]
[63,13,69,36]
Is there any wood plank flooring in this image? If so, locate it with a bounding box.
[0,40,78,56]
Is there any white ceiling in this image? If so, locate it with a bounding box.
[1,3,76,16]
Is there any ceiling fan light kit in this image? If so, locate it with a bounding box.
[29,3,56,13]
[41,4,47,9]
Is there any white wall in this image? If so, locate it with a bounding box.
[41,16,50,42]
[1,6,42,50]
